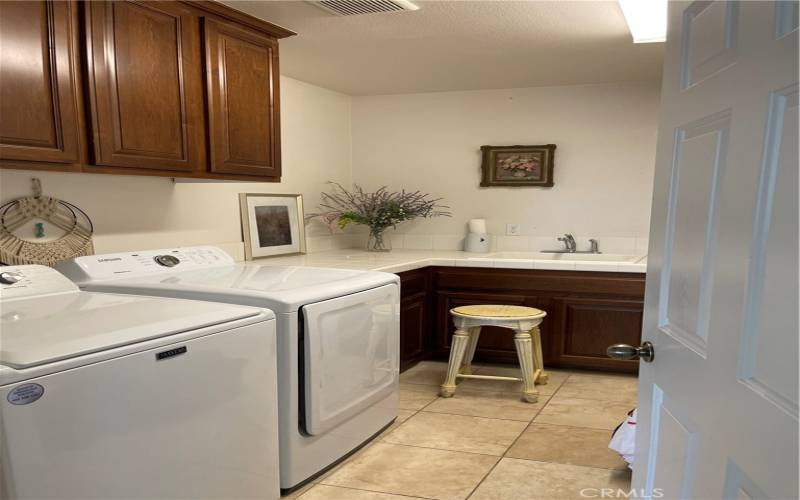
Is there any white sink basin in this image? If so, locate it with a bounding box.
[476,252,644,263]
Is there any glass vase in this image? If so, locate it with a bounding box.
[366,229,391,252]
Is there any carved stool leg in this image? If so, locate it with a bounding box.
[514,329,539,403]
[441,328,470,398]
[532,325,548,384]
[460,327,482,375]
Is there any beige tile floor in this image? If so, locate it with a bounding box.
[284,361,637,500]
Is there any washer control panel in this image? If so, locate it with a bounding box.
[0,265,79,301]
[55,246,235,283]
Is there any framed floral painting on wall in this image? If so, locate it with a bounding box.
[479,144,556,187]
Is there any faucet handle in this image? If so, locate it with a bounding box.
[589,238,600,254]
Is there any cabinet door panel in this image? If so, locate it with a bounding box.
[204,18,280,178]
[553,297,642,372]
[85,1,204,171]
[401,292,428,370]
[0,1,80,164]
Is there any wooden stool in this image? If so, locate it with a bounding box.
[439,305,547,403]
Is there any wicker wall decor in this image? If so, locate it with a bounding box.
[0,178,94,266]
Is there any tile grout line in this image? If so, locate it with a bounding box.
[416,404,552,424]
[299,483,436,500]
[371,440,512,459]
[462,372,574,499]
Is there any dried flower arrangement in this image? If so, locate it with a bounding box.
[307,182,450,252]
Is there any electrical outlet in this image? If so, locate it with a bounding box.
[506,223,521,236]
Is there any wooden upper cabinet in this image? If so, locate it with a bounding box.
[203,18,281,178]
[0,1,82,165]
[84,0,205,172]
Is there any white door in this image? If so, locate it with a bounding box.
[634,1,798,498]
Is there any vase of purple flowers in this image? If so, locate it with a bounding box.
[307,182,450,252]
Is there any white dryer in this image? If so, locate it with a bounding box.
[0,265,280,499]
[57,246,400,492]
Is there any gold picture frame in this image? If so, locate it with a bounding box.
[239,193,306,260]
[480,144,556,187]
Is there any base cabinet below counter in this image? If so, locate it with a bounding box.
[397,266,645,374]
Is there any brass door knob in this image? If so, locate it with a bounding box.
[606,341,654,363]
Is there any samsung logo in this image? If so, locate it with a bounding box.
[97,257,123,263]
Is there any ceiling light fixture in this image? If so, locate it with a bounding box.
[618,0,668,43]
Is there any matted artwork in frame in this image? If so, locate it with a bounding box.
[239,193,306,260]
[480,144,557,187]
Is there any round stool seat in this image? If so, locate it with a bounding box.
[441,304,549,403]
[451,304,545,319]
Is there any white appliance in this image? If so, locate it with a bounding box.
[57,246,400,492]
[0,265,280,500]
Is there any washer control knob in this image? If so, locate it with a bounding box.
[154,255,181,267]
[0,271,23,285]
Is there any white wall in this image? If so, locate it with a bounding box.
[0,79,661,259]
[0,77,353,260]
[351,81,660,253]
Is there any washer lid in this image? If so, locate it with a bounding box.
[0,291,268,369]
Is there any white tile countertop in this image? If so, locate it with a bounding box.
[247,249,647,274]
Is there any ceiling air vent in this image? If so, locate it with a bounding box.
[311,0,420,16]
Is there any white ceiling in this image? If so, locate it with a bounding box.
[223,0,664,96]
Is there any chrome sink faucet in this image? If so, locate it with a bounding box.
[542,233,576,253]
[558,233,577,252]
[542,234,602,254]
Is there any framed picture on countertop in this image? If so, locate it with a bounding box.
[239,193,306,260]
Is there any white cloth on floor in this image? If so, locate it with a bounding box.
[609,408,637,470]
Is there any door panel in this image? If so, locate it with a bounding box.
[85,1,204,171]
[739,84,798,417]
[302,284,399,436]
[555,297,642,372]
[204,18,281,178]
[636,1,798,498]
[661,111,730,356]
[645,387,699,499]
[400,291,427,369]
[0,1,81,164]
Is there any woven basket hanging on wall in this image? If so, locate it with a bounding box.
[0,179,95,267]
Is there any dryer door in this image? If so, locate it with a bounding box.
[301,284,399,436]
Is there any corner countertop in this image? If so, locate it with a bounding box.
[246,249,648,274]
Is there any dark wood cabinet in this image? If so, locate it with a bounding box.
[0,1,83,167]
[204,18,281,178]
[397,266,645,374]
[84,0,205,172]
[551,296,643,372]
[398,268,431,371]
[0,0,294,181]
[401,291,428,370]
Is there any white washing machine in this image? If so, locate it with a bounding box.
[57,246,400,492]
[0,265,280,500]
